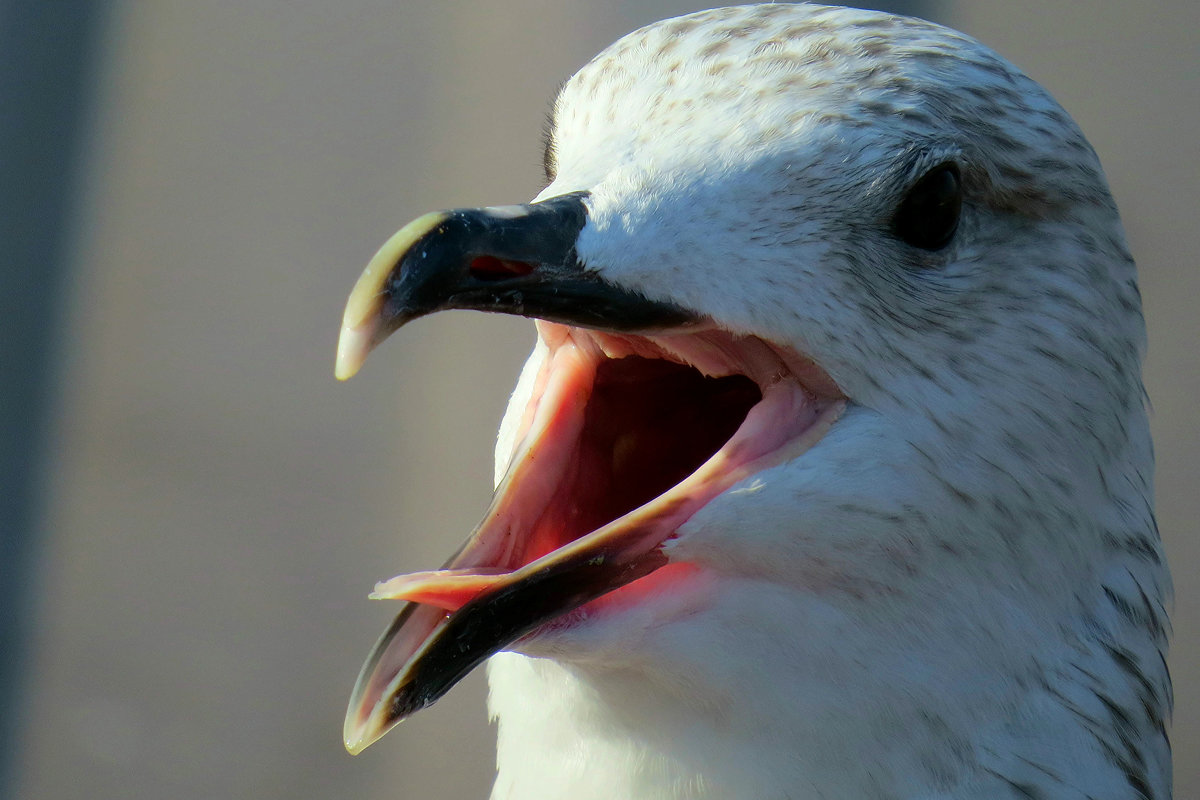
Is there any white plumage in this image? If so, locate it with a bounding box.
[338,5,1171,798]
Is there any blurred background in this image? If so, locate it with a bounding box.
[3,1,1196,798]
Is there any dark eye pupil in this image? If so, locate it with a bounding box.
[893,163,961,251]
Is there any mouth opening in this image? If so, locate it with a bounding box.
[528,356,761,563]
[371,325,841,614]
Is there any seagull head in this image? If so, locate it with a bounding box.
[335,5,1168,796]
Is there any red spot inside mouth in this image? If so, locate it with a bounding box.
[469,255,535,281]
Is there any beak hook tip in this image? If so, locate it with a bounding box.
[335,323,374,381]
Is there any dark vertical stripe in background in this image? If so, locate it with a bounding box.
[0,3,110,797]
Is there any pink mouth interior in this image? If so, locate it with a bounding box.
[524,356,761,564]
[371,326,840,615]
[372,344,763,611]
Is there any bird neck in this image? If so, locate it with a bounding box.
[486,574,1171,800]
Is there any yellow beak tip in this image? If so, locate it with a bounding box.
[335,212,451,381]
[335,323,374,381]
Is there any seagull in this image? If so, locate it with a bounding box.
[332,4,1171,798]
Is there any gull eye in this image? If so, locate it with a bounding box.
[893,162,961,251]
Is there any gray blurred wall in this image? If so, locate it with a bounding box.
[12,2,1197,798]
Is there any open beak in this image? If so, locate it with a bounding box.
[336,193,843,755]
[337,193,701,752]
